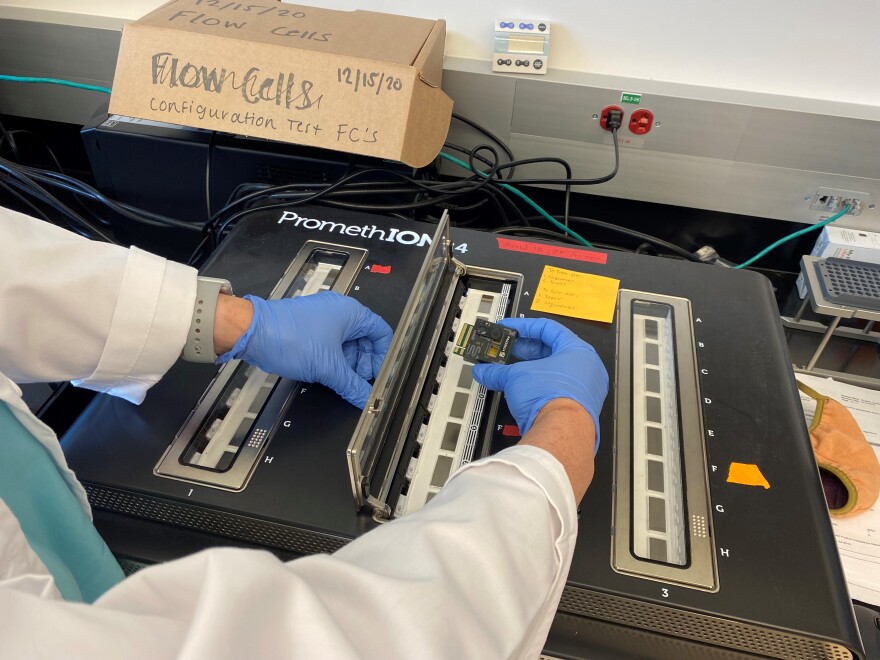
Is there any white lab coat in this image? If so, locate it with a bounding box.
[0,207,578,659]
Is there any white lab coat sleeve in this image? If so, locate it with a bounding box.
[0,207,197,403]
[0,445,578,659]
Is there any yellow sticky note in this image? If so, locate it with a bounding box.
[531,265,620,323]
[727,463,770,489]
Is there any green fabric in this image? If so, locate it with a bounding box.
[0,402,123,602]
[796,380,828,433]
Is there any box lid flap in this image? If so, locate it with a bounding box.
[135,1,438,67]
[411,19,446,88]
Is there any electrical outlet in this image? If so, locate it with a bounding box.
[809,187,872,216]
[600,105,623,131]
[629,108,654,135]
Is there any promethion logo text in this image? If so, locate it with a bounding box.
[278,211,432,247]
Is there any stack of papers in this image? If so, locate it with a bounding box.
[796,374,880,607]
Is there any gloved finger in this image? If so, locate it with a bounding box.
[495,318,550,360]
[498,317,579,354]
[472,362,509,392]
[342,340,359,369]
[347,307,394,356]
[346,377,373,409]
[510,336,551,361]
[322,354,374,409]
[370,350,386,380]
[356,324,393,378]
[341,302,390,379]
[354,337,375,380]
[343,340,375,381]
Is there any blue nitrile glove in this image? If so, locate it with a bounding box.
[217,291,393,409]
[472,318,609,448]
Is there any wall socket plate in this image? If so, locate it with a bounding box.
[809,187,872,216]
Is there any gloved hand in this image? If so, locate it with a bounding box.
[472,318,609,448]
[217,291,393,409]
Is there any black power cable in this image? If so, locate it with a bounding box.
[0,111,633,261]
[491,226,633,252]
[3,158,203,232]
[487,140,619,187]
[451,112,516,178]
[0,119,21,161]
[210,152,510,243]
[0,159,116,242]
[205,130,216,221]
[202,110,624,250]
[522,214,700,262]
[0,177,52,222]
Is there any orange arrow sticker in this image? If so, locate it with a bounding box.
[727,463,770,489]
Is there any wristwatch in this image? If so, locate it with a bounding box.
[182,276,233,363]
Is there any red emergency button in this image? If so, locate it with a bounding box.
[502,424,520,437]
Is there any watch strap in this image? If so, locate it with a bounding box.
[182,276,233,363]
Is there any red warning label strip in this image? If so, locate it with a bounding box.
[496,237,607,264]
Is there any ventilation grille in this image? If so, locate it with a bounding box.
[256,163,331,186]
[559,588,852,659]
[85,485,347,556]
[115,557,150,577]
[549,611,793,660]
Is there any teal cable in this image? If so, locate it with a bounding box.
[734,205,850,270]
[0,75,111,95]
[438,151,593,248]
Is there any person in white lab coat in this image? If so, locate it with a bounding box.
[0,205,608,659]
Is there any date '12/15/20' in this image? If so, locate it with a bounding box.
[337,67,403,95]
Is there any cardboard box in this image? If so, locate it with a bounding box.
[796,226,880,298]
[109,1,452,167]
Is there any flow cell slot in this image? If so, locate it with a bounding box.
[156,243,366,491]
[177,250,346,473]
[395,284,512,517]
[182,367,278,471]
[630,303,687,566]
[612,290,717,591]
